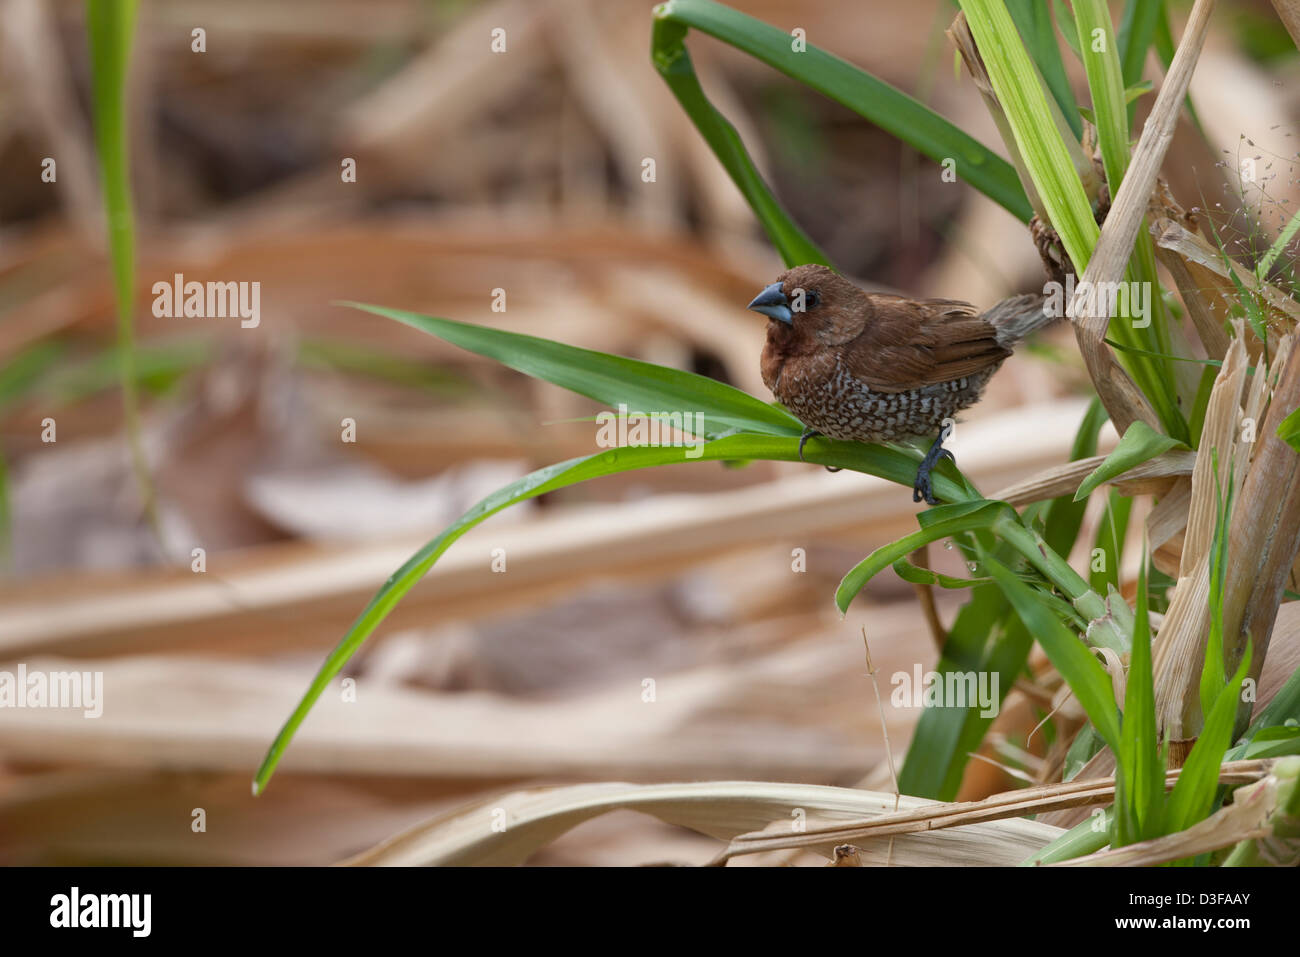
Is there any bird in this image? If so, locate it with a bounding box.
[748,264,1051,505]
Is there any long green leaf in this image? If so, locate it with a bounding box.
[958,0,1098,273]
[253,302,994,792]
[1021,807,1112,864]
[651,9,828,266]
[1053,0,1081,58]
[0,341,65,413]
[1006,0,1082,139]
[1115,545,1163,846]
[1088,490,1132,595]
[653,0,1032,226]
[253,430,964,793]
[1256,206,1300,282]
[1200,454,1235,720]
[86,0,157,527]
[1166,644,1253,835]
[1117,1,1161,125]
[982,553,1121,751]
[1239,661,1300,742]
[1072,0,1130,194]
[344,303,802,439]
[897,583,1022,800]
[1235,726,1300,760]
[835,501,1012,613]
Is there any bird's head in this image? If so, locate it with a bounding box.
[748,264,863,352]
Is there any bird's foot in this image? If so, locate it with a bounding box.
[798,427,841,473]
[912,426,955,506]
[797,427,818,461]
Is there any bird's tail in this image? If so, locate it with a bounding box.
[983,294,1055,348]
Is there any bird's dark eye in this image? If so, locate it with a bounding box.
[805,290,821,308]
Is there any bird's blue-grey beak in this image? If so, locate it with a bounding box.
[747,282,792,324]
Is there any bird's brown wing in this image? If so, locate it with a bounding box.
[840,296,1011,393]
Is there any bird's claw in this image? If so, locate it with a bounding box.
[797,427,818,462]
[912,473,939,506]
[798,428,842,472]
[913,433,956,506]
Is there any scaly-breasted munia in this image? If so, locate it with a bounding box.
[748,264,1050,505]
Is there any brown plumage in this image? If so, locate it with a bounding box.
[748,264,1050,503]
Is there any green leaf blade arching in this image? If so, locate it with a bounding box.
[650,10,829,267]
[834,501,1012,613]
[652,0,1032,227]
[253,429,970,794]
[342,303,803,439]
[258,298,989,793]
[1074,419,1183,501]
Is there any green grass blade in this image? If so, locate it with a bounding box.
[982,553,1122,751]
[1072,0,1130,193]
[653,0,1032,226]
[1240,661,1300,741]
[1200,454,1235,721]
[835,501,1011,612]
[896,585,1022,799]
[86,0,157,529]
[343,303,802,439]
[298,339,477,396]
[1235,726,1300,760]
[651,10,828,266]
[1041,396,1108,559]
[1006,0,1082,139]
[1089,490,1132,595]
[41,340,211,405]
[958,0,1098,273]
[1257,204,1300,282]
[0,341,65,413]
[1021,807,1112,864]
[1166,643,1253,835]
[1115,544,1163,846]
[252,429,971,792]
[1117,0,1161,123]
[890,558,993,589]
[1074,419,1183,502]
[1064,722,1105,780]
[1188,362,1220,443]
[1277,406,1300,453]
[1053,0,1081,59]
